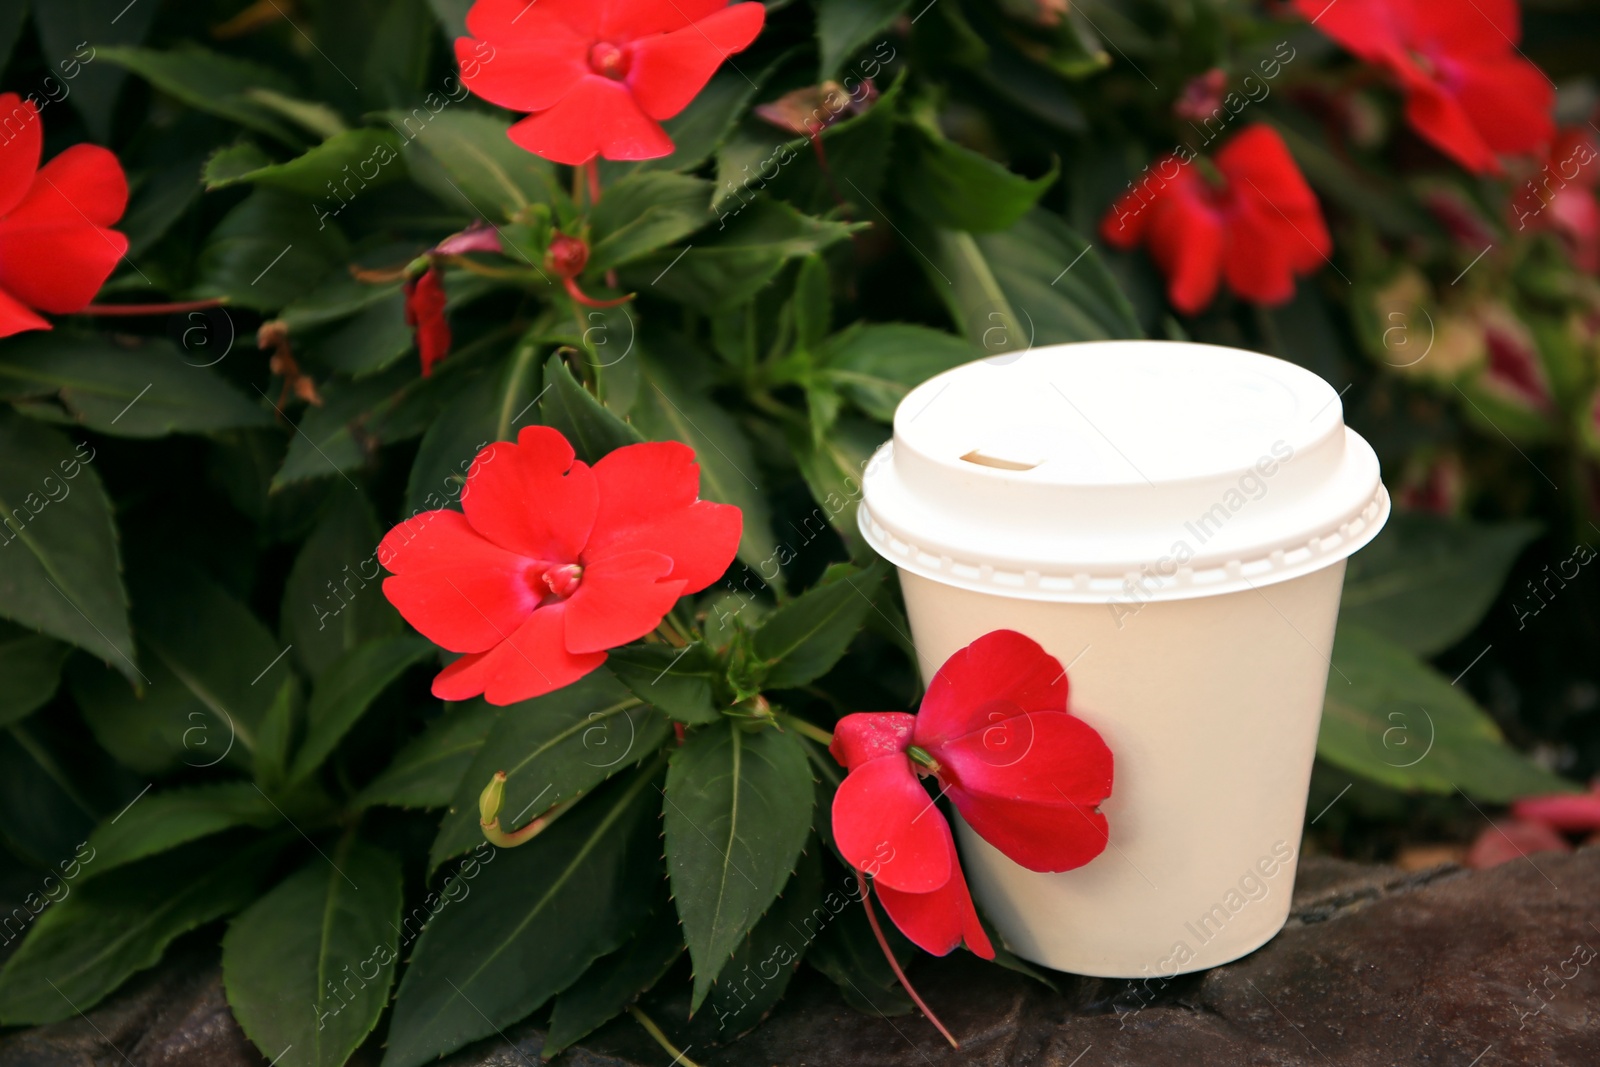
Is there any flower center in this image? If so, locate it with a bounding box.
[543,563,583,599]
[589,42,631,81]
[907,745,941,775]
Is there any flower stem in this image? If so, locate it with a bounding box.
[585,159,603,205]
[859,879,960,1049]
[78,297,228,316]
[775,713,834,747]
[627,1006,703,1067]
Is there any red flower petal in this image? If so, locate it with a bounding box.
[1447,54,1555,157]
[934,708,1112,873]
[1400,82,1498,174]
[934,710,1113,808]
[379,510,541,653]
[561,548,684,653]
[585,441,741,592]
[432,602,608,705]
[1465,817,1570,870]
[0,94,42,218]
[0,285,51,338]
[460,426,598,563]
[830,712,915,771]
[1218,125,1330,274]
[1404,0,1520,59]
[0,144,128,314]
[953,791,1110,873]
[454,35,588,115]
[627,3,767,121]
[507,76,674,165]
[915,630,1068,751]
[1292,0,1408,68]
[1511,790,1600,834]
[1148,191,1225,314]
[600,0,731,39]
[464,0,594,38]
[874,847,994,959]
[832,756,952,894]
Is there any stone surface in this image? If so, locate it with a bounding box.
[3,851,1597,1066]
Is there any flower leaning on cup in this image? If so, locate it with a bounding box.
[828,630,1114,1043]
[374,426,1116,1052]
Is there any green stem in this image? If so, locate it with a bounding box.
[775,713,834,747]
[627,1006,703,1067]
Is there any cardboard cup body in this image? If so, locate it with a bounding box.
[898,563,1344,976]
[859,341,1389,977]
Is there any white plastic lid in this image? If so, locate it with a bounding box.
[858,341,1390,603]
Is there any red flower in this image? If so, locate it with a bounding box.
[378,426,741,705]
[1294,0,1554,174]
[1511,127,1600,271]
[456,0,766,165]
[0,93,128,338]
[1100,124,1331,314]
[404,266,451,377]
[1512,783,1600,834]
[829,630,1114,957]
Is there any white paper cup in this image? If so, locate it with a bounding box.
[858,341,1388,978]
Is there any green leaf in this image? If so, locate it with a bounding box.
[203,129,405,201]
[544,911,683,1056]
[280,274,404,334]
[540,354,644,465]
[281,491,402,680]
[253,677,300,793]
[81,783,278,879]
[788,416,887,553]
[0,334,271,438]
[131,562,296,768]
[388,107,560,223]
[623,200,862,312]
[354,702,501,811]
[632,355,778,581]
[0,624,70,727]
[384,766,664,1067]
[96,44,304,145]
[816,0,910,80]
[589,173,716,273]
[752,563,886,689]
[895,123,1058,233]
[224,842,403,1067]
[405,333,545,516]
[793,255,832,354]
[270,364,411,490]
[429,671,669,872]
[922,208,1141,352]
[289,636,431,782]
[0,413,134,678]
[301,291,414,378]
[0,724,97,868]
[823,323,979,422]
[606,643,723,725]
[196,189,350,311]
[1339,513,1540,657]
[665,722,814,1010]
[36,5,157,141]
[69,652,247,776]
[708,840,822,1035]
[806,877,914,1016]
[1317,624,1576,802]
[0,839,279,1024]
